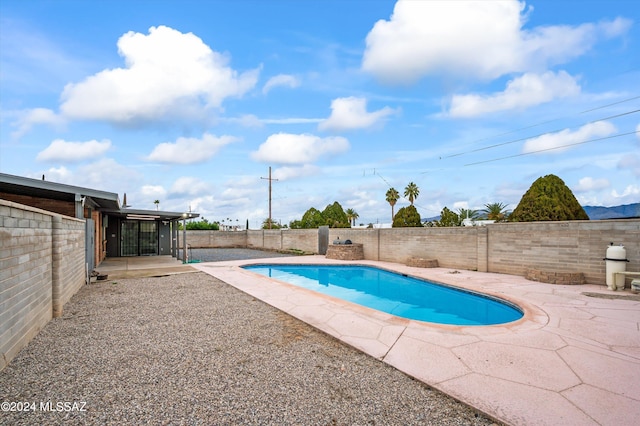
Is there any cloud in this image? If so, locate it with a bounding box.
[272,165,321,181]
[140,185,167,198]
[574,177,610,192]
[447,71,580,117]
[31,166,72,183]
[637,123,640,141]
[522,121,616,154]
[618,154,640,177]
[251,133,349,164]
[262,117,324,125]
[318,97,396,131]
[362,0,631,83]
[12,108,66,139]
[146,133,238,164]
[36,139,111,162]
[169,176,212,197]
[59,26,259,125]
[611,184,640,203]
[222,114,264,127]
[262,74,300,94]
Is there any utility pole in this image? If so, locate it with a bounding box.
[261,166,278,229]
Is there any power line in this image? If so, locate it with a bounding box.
[444,108,640,159]
[441,96,640,159]
[464,130,639,167]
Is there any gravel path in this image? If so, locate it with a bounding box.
[1,272,498,425]
[178,248,293,263]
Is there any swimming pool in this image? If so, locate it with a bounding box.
[243,264,523,326]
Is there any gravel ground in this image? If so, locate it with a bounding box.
[1,272,499,425]
[178,248,294,263]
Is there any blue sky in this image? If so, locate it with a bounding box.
[1,0,638,227]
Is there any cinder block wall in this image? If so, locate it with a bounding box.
[51,215,86,317]
[184,219,639,285]
[0,200,85,371]
[179,230,246,248]
[485,220,639,284]
[282,229,318,253]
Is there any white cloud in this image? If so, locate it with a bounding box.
[146,133,238,164]
[522,121,616,154]
[574,177,610,192]
[262,117,323,125]
[318,97,396,131]
[223,114,264,127]
[272,164,321,181]
[12,108,65,139]
[251,133,349,164]
[611,184,640,204]
[36,138,111,162]
[76,158,142,191]
[362,0,631,83]
[262,74,300,94]
[636,123,640,141]
[448,71,580,117]
[59,26,259,125]
[618,154,640,177]
[140,185,167,198]
[169,176,212,197]
[31,166,72,183]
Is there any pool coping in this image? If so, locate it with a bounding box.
[194,255,640,426]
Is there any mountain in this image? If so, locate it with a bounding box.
[582,203,640,220]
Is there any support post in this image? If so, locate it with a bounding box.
[261,167,278,229]
[182,216,187,263]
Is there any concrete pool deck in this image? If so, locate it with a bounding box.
[193,256,640,426]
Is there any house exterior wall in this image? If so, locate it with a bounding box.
[0,199,85,371]
[183,219,639,285]
[0,192,75,217]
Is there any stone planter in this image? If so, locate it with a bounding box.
[326,243,364,260]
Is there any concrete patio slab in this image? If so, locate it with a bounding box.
[193,255,640,426]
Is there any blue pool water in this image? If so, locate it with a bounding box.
[243,265,523,325]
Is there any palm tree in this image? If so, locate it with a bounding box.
[345,208,359,227]
[483,202,510,222]
[154,199,160,211]
[404,182,420,205]
[457,208,479,224]
[385,187,400,222]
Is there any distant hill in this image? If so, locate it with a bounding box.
[582,203,640,220]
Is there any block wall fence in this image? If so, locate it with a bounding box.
[182,219,639,285]
[1,200,85,371]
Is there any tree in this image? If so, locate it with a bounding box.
[322,201,350,228]
[457,208,479,224]
[262,218,282,229]
[154,199,160,211]
[436,207,459,227]
[510,174,589,222]
[345,208,359,227]
[182,218,219,230]
[299,207,325,228]
[385,187,400,222]
[392,205,422,227]
[483,202,510,222]
[404,182,420,205]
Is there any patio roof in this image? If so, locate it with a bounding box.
[102,208,199,221]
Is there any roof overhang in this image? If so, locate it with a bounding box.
[103,208,200,221]
[0,173,199,220]
[0,172,120,210]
